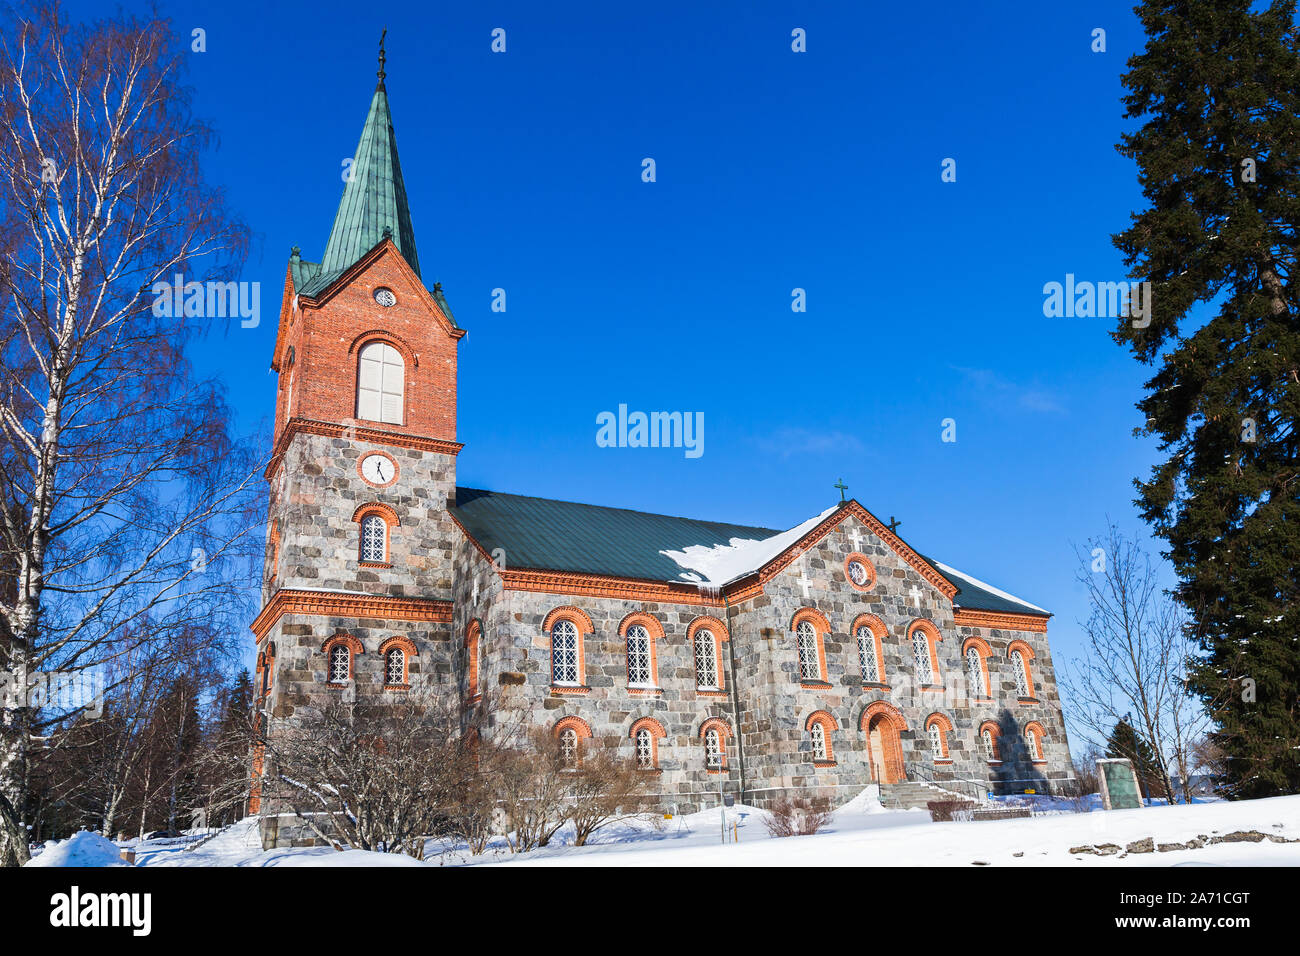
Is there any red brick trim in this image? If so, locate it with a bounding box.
[630,717,667,770]
[925,712,954,759]
[356,448,400,488]
[687,616,728,693]
[378,635,417,690]
[908,619,943,686]
[843,552,877,592]
[978,720,1002,762]
[265,418,463,479]
[250,589,452,639]
[464,619,482,701]
[1008,639,1038,699]
[554,715,593,739]
[954,608,1049,632]
[699,717,732,773]
[542,605,594,635]
[352,501,400,526]
[860,701,908,784]
[805,709,837,765]
[619,611,663,689]
[347,328,419,367]
[962,635,993,699]
[791,607,830,687]
[851,613,888,686]
[545,606,590,690]
[322,633,363,687]
[1024,721,1047,763]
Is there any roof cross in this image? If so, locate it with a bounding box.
[886,516,902,534]
[833,477,848,503]
[377,27,387,82]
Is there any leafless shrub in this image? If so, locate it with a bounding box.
[566,744,654,846]
[764,795,833,837]
[927,799,976,822]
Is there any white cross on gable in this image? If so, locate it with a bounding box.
[848,527,863,551]
[799,566,812,598]
[909,584,922,605]
[471,580,480,605]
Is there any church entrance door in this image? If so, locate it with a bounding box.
[866,714,904,784]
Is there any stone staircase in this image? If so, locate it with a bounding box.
[879,780,975,811]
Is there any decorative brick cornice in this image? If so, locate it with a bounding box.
[501,567,727,607]
[251,589,453,639]
[954,608,1049,633]
[266,418,463,479]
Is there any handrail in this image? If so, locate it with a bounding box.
[907,766,990,804]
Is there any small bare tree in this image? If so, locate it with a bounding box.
[1061,522,1211,805]
[566,744,653,847]
[763,795,833,837]
[257,691,492,857]
[495,728,571,853]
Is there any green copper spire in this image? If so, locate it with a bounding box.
[301,43,420,296]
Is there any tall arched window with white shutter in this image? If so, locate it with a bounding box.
[356,341,404,424]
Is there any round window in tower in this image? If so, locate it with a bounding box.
[374,287,397,307]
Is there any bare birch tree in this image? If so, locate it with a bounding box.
[1061,522,1211,804]
[0,4,258,865]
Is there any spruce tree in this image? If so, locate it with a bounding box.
[1113,0,1300,797]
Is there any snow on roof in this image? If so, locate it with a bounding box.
[931,560,1048,614]
[660,506,838,586]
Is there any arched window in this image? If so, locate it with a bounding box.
[385,648,405,686]
[979,721,1001,762]
[552,619,579,685]
[704,729,723,769]
[925,713,953,762]
[635,728,654,768]
[329,644,351,683]
[559,728,579,766]
[1024,722,1047,763]
[464,620,482,701]
[928,723,944,758]
[695,628,719,689]
[966,647,983,696]
[700,718,731,772]
[811,721,827,761]
[858,626,880,683]
[356,341,404,424]
[913,631,933,683]
[629,717,666,770]
[626,624,652,686]
[360,514,387,564]
[797,621,820,681]
[1011,649,1034,698]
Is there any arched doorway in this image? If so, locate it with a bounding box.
[861,702,907,784]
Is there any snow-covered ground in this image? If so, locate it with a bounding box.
[39,789,1294,868]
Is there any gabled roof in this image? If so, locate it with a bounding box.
[297,80,420,297]
[451,487,1049,617]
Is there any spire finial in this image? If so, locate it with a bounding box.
[377,27,387,84]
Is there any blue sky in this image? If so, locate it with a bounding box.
[72,0,1174,746]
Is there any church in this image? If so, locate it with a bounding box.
[250,62,1074,847]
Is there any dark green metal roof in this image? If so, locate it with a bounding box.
[453,487,779,583]
[452,487,1050,616]
[297,81,420,297]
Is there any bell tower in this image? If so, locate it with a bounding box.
[251,46,465,842]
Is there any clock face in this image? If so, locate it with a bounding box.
[374,287,396,307]
[360,453,396,485]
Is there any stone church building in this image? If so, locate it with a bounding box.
[250,66,1074,846]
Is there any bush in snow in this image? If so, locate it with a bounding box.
[763,796,833,837]
[25,831,131,867]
